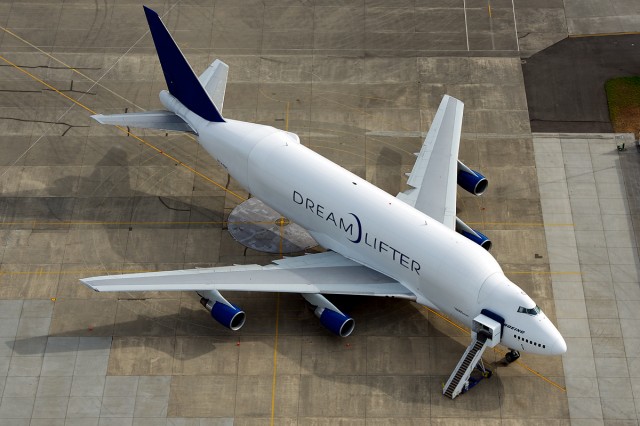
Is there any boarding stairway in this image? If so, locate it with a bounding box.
[443,312,502,399]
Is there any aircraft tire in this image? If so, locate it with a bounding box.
[505,350,520,363]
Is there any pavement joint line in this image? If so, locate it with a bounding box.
[266,85,530,161]
[3,25,426,198]
[423,306,566,392]
[263,88,420,157]
[0,22,222,155]
[0,11,175,183]
[0,53,247,202]
[0,24,146,111]
[0,5,576,423]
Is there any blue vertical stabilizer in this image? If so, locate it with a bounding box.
[143,6,225,123]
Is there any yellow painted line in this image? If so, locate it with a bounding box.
[423,306,566,392]
[488,2,492,18]
[425,306,468,335]
[0,25,146,111]
[2,18,566,397]
[0,23,212,153]
[507,271,581,275]
[570,31,640,38]
[285,102,290,132]
[0,220,281,226]
[278,219,285,260]
[0,270,152,276]
[515,359,566,392]
[270,293,281,426]
[0,53,246,202]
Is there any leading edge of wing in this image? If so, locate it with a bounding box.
[80,254,416,300]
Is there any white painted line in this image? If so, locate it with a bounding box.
[511,0,520,52]
[463,0,470,51]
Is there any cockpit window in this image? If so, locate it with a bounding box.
[517,305,541,316]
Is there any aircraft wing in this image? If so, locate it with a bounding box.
[396,95,464,230]
[80,251,416,300]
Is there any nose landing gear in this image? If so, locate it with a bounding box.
[505,349,520,364]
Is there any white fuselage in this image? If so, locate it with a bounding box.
[162,91,566,356]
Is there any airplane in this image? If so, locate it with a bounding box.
[82,6,567,363]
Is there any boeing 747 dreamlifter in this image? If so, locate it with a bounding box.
[82,6,566,398]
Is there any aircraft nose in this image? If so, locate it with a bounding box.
[550,333,567,355]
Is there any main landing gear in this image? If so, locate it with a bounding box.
[505,349,520,364]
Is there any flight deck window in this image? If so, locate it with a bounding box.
[517,305,541,316]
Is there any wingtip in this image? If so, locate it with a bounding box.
[90,114,104,124]
[212,59,229,70]
[79,277,101,292]
[442,94,463,106]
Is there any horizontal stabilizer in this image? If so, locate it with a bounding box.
[91,111,194,133]
[198,59,228,111]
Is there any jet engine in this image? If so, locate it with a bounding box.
[456,217,492,251]
[457,161,488,196]
[199,290,246,331]
[303,293,355,337]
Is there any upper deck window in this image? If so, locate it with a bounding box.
[517,305,541,316]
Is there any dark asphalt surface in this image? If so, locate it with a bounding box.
[523,34,640,133]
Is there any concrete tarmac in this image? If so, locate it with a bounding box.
[3,0,636,424]
[534,132,640,423]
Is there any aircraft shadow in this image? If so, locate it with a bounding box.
[10,296,504,406]
[1,146,228,262]
[373,146,402,196]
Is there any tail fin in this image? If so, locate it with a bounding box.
[143,6,225,123]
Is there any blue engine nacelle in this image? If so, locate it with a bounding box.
[200,297,246,331]
[458,169,488,196]
[459,229,492,251]
[316,307,355,337]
